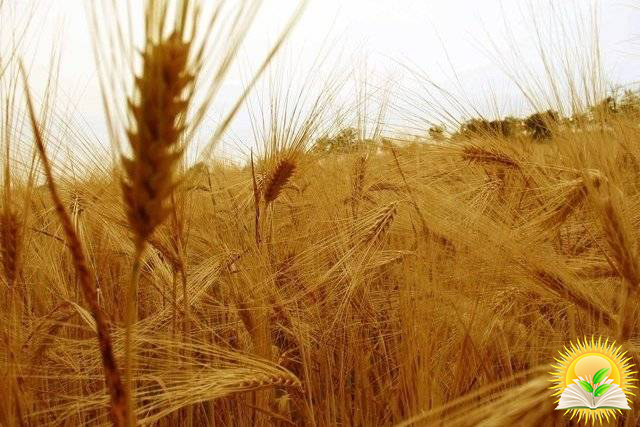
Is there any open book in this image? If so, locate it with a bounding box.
[557,376,631,410]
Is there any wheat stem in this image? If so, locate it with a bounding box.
[125,241,144,427]
[21,64,129,427]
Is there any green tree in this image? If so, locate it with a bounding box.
[314,127,358,153]
[524,110,559,140]
[458,117,521,139]
[590,96,617,121]
[428,125,445,141]
[619,90,640,118]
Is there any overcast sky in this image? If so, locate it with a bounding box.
[3,0,640,160]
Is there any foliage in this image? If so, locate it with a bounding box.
[456,117,521,139]
[314,127,358,152]
[314,128,380,153]
[449,88,640,143]
[619,90,640,118]
[429,125,445,141]
[524,110,559,140]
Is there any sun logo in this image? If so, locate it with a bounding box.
[550,337,636,423]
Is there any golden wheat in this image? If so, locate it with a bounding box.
[3,2,640,427]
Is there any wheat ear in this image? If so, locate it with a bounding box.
[1,94,20,289]
[461,146,520,170]
[122,31,191,245]
[361,202,398,245]
[0,209,19,287]
[21,65,128,427]
[121,30,193,425]
[263,157,296,205]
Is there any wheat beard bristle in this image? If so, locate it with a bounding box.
[264,158,296,204]
[122,31,192,245]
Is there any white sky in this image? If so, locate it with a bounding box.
[3,0,640,161]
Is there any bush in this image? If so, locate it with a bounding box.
[458,117,519,139]
[524,110,558,140]
[429,125,445,141]
[314,128,358,152]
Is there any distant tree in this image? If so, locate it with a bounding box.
[314,127,358,152]
[335,127,357,146]
[428,125,445,141]
[488,118,519,138]
[567,111,589,128]
[457,117,521,139]
[619,90,640,118]
[524,110,559,140]
[590,96,618,122]
[505,116,525,136]
[459,118,490,137]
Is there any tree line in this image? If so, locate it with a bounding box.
[314,88,640,152]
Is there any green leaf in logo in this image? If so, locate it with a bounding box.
[592,367,610,385]
[578,380,593,393]
[594,383,611,397]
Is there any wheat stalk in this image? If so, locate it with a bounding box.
[120,25,194,424]
[21,65,128,427]
[350,154,368,219]
[251,150,261,245]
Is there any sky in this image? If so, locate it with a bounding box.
[2,0,639,161]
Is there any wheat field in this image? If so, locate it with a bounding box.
[1,1,640,426]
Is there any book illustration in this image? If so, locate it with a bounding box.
[550,337,635,423]
[556,369,631,410]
